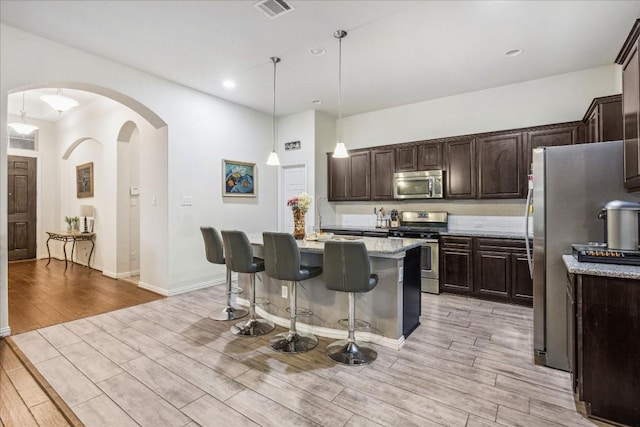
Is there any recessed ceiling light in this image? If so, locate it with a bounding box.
[311,99,323,105]
[309,47,326,56]
[505,49,522,57]
[222,80,236,89]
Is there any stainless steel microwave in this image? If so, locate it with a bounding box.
[393,170,444,199]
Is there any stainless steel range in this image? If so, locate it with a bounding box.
[389,211,448,294]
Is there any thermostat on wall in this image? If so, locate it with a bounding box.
[130,186,140,196]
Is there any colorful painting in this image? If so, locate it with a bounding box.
[223,160,256,197]
[76,162,94,198]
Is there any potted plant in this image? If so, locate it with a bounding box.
[71,216,80,232]
[64,216,73,232]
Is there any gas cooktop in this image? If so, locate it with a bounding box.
[572,244,640,266]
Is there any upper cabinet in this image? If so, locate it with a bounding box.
[477,132,525,199]
[395,141,442,172]
[616,19,640,192]
[327,150,371,201]
[371,148,395,200]
[444,137,476,199]
[582,95,623,144]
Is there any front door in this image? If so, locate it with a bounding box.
[8,155,37,260]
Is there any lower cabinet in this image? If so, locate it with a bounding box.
[441,236,533,306]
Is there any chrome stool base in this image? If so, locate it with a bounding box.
[209,306,248,321]
[231,317,275,337]
[326,339,377,365]
[269,331,318,353]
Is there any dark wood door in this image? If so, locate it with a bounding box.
[371,148,395,200]
[327,153,349,201]
[349,150,371,200]
[8,155,37,261]
[395,145,417,172]
[477,133,524,199]
[511,252,533,304]
[582,95,623,144]
[622,39,640,191]
[444,138,476,199]
[440,249,473,294]
[474,250,510,299]
[417,141,442,170]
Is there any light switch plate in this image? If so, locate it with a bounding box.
[281,285,288,299]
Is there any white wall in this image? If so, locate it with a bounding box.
[314,111,337,228]
[0,24,279,335]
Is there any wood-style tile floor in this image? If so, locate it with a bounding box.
[8,259,163,334]
[8,287,613,427]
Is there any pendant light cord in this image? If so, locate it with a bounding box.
[337,35,343,143]
[272,57,277,152]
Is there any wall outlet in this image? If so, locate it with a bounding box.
[180,196,193,206]
[281,285,288,299]
[473,223,484,229]
[130,251,137,261]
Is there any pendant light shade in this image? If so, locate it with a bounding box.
[40,89,79,113]
[333,30,349,158]
[8,92,38,135]
[266,56,281,166]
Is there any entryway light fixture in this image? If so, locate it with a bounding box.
[333,30,349,158]
[266,56,281,166]
[8,92,39,135]
[40,89,79,113]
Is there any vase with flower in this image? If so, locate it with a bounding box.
[287,192,311,240]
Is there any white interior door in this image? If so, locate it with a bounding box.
[280,164,307,233]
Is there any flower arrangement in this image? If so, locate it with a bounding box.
[287,192,311,213]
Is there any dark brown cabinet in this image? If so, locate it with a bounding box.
[525,123,580,164]
[371,148,395,200]
[616,20,640,192]
[440,237,473,294]
[417,141,442,170]
[441,236,533,306]
[327,150,371,201]
[571,274,640,426]
[444,138,476,199]
[396,145,417,172]
[582,95,623,144]
[477,132,524,199]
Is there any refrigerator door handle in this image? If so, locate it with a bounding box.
[525,186,533,279]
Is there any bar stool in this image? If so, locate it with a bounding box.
[263,232,322,353]
[200,227,248,321]
[221,230,275,337]
[323,240,378,365]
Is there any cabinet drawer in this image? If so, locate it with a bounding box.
[475,238,526,252]
[441,236,472,250]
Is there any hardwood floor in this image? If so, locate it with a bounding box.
[7,287,614,427]
[8,259,163,334]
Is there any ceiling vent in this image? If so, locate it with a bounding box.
[253,0,294,19]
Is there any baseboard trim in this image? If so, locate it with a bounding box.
[237,297,405,351]
[139,277,227,297]
[0,326,12,337]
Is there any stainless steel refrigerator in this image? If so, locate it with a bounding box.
[528,140,633,371]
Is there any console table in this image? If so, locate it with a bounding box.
[46,231,96,272]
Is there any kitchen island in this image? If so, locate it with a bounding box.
[237,234,426,350]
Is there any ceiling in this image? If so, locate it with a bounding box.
[2,1,639,122]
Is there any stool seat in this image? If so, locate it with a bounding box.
[222,230,274,337]
[323,240,378,365]
[263,232,321,353]
[200,227,248,321]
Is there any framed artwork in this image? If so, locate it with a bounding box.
[223,159,256,197]
[76,162,94,198]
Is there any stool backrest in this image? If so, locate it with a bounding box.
[323,240,376,293]
[221,230,254,273]
[262,232,301,280]
[200,226,224,265]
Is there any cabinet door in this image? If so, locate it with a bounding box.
[511,252,533,304]
[477,133,524,199]
[526,125,578,166]
[474,250,510,300]
[396,145,417,172]
[371,148,395,200]
[349,151,371,200]
[622,39,640,191]
[599,97,624,142]
[444,138,476,199]
[440,249,473,294]
[327,154,349,201]
[417,141,442,170]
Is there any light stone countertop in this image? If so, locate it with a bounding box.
[246,233,426,258]
[320,224,389,234]
[562,254,640,280]
[441,230,531,240]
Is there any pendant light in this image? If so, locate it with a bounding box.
[40,88,79,113]
[8,92,39,135]
[333,30,349,158]
[266,56,281,166]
